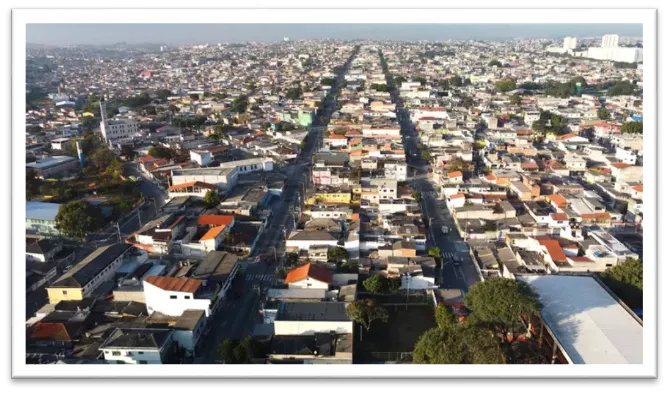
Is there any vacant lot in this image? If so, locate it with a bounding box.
[353,304,436,363]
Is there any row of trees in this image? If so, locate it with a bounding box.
[413,278,547,364]
[621,121,643,134]
[600,257,643,309]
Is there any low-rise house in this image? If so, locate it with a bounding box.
[143,275,218,318]
[273,302,353,336]
[285,263,333,290]
[99,328,174,364]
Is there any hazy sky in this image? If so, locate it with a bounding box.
[27,24,643,46]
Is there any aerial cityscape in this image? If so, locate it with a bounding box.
[24,24,644,366]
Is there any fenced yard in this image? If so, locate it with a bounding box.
[353,304,436,364]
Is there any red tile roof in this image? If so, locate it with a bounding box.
[449,193,465,200]
[537,238,567,262]
[611,162,631,169]
[327,134,347,140]
[200,225,226,241]
[197,215,235,227]
[551,213,568,221]
[138,155,156,163]
[632,185,643,192]
[448,171,463,178]
[558,133,578,140]
[548,194,568,208]
[144,276,203,293]
[285,263,333,285]
[28,322,71,341]
[168,181,217,192]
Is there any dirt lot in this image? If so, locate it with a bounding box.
[353,304,436,363]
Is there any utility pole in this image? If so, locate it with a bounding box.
[116,222,122,243]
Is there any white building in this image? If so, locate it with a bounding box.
[171,167,238,193]
[615,148,638,165]
[100,328,174,364]
[273,302,353,336]
[189,150,212,167]
[586,47,643,63]
[218,157,274,174]
[384,161,408,181]
[143,275,216,317]
[563,36,578,50]
[602,34,620,48]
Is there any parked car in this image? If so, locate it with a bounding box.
[441,226,449,234]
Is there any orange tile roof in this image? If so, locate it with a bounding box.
[168,181,217,192]
[449,193,465,199]
[29,322,71,341]
[611,162,631,169]
[200,225,226,241]
[448,171,463,178]
[138,155,156,163]
[345,130,362,137]
[551,213,568,221]
[144,275,203,293]
[485,175,497,181]
[558,133,578,140]
[548,194,568,208]
[632,185,643,192]
[197,215,235,226]
[327,134,347,140]
[537,238,567,262]
[285,263,333,285]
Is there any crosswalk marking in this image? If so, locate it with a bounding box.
[245,274,274,282]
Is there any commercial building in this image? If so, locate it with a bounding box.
[26,202,62,236]
[519,275,642,364]
[26,156,78,178]
[171,167,238,193]
[46,244,133,303]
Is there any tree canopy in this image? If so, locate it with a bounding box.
[320,77,336,86]
[464,277,541,339]
[148,145,173,159]
[203,190,221,208]
[597,108,611,120]
[285,87,303,101]
[412,324,504,364]
[607,80,637,96]
[55,200,105,240]
[621,121,642,134]
[327,246,349,263]
[363,274,397,295]
[346,299,389,332]
[215,337,263,364]
[488,60,503,67]
[600,258,643,309]
[435,304,457,329]
[494,79,517,93]
[230,95,249,113]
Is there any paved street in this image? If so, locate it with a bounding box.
[192,47,360,363]
[380,50,480,292]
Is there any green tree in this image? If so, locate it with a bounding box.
[510,94,522,106]
[327,246,348,263]
[55,200,105,240]
[434,304,457,329]
[338,261,359,273]
[450,75,463,87]
[285,252,299,267]
[285,87,303,100]
[421,150,431,162]
[600,258,643,309]
[276,267,288,279]
[412,192,422,202]
[412,325,504,364]
[505,339,549,364]
[231,95,248,113]
[26,168,41,200]
[148,145,172,159]
[607,80,636,96]
[597,108,611,120]
[320,77,336,86]
[91,148,116,172]
[494,79,517,93]
[363,274,393,295]
[488,60,502,67]
[104,158,124,179]
[621,121,643,134]
[203,190,221,208]
[428,246,441,259]
[346,299,389,332]
[464,278,541,339]
[216,339,238,364]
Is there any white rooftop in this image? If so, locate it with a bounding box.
[519,275,642,364]
[26,201,61,221]
[26,156,77,170]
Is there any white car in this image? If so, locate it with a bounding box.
[441,226,449,234]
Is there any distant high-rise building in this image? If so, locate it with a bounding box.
[563,36,577,50]
[283,37,290,42]
[601,34,619,48]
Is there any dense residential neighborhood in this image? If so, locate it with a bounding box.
[25,33,644,365]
